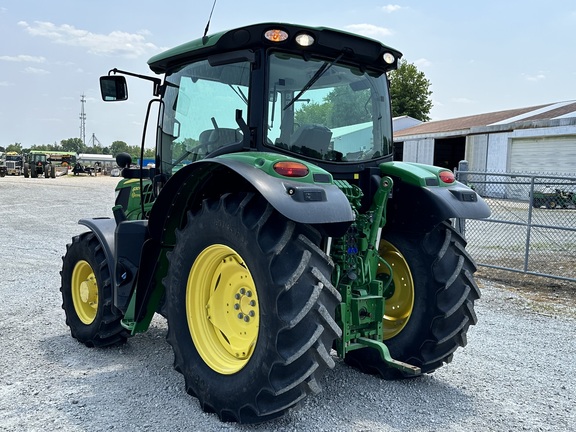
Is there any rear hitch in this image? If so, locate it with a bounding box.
[357,337,421,375]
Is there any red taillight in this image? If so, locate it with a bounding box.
[273,161,309,178]
[439,170,455,184]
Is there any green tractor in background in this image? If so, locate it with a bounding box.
[60,23,490,424]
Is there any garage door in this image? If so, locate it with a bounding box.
[508,136,576,199]
[510,136,576,174]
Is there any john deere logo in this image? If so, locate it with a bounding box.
[131,187,141,198]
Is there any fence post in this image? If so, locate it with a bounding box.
[454,160,469,236]
[524,176,536,272]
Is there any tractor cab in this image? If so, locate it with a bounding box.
[102,23,401,184]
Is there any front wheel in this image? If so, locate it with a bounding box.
[60,232,128,347]
[163,192,341,423]
[345,221,480,379]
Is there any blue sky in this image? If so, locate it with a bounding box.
[1,1,575,149]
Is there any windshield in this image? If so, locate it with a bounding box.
[158,59,250,175]
[266,52,393,162]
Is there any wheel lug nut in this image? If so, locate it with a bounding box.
[240,288,246,295]
[234,303,240,310]
[237,313,244,319]
[235,293,241,300]
[249,311,255,317]
[249,300,256,307]
[244,316,250,322]
[246,290,252,297]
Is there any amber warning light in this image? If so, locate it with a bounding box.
[264,29,289,43]
[273,161,309,178]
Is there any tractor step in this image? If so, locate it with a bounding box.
[357,337,421,375]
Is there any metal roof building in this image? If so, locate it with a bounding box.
[393,101,576,175]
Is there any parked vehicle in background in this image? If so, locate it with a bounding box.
[24,151,51,178]
[24,150,77,178]
[5,152,23,176]
[532,186,576,209]
[0,152,6,177]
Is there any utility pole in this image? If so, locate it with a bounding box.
[79,94,86,146]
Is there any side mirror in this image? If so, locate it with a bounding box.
[100,76,128,101]
[116,152,132,168]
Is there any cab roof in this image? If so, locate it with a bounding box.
[147,22,402,75]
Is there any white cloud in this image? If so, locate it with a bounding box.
[0,81,14,87]
[523,72,546,82]
[414,58,432,68]
[0,54,46,63]
[18,21,158,59]
[23,67,50,75]
[382,5,402,13]
[345,24,393,38]
[451,97,476,104]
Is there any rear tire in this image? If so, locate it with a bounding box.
[60,232,128,347]
[344,221,480,379]
[163,192,341,423]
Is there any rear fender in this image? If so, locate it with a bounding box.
[147,156,355,245]
[379,161,490,233]
[78,217,151,313]
[78,217,116,281]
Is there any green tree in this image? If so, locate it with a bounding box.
[6,143,23,153]
[60,138,85,153]
[295,101,330,126]
[294,86,382,128]
[325,86,371,127]
[110,140,129,156]
[388,59,433,122]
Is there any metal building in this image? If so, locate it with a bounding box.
[393,100,576,175]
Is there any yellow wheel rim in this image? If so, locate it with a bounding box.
[378,240,415,340]
[187,244,259,375]
[71,260,99,325]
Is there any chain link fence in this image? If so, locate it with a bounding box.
[455,166,576,283]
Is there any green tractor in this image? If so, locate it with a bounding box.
[60,23,490,423]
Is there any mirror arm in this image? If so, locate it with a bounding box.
[108,68,163,97]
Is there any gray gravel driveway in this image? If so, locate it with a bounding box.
[1,175,574,431]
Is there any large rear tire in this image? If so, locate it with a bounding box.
[60,232,128,347]
[345,221,480,379]
[163,192,341,423]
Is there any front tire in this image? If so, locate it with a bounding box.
[345,221,480,379]
[60,232,128,347]
[163,192,341,423]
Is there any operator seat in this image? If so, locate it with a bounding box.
[199,128,242,153]
[290,124,332,158]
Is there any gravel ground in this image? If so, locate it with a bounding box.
[1,174,575,432]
